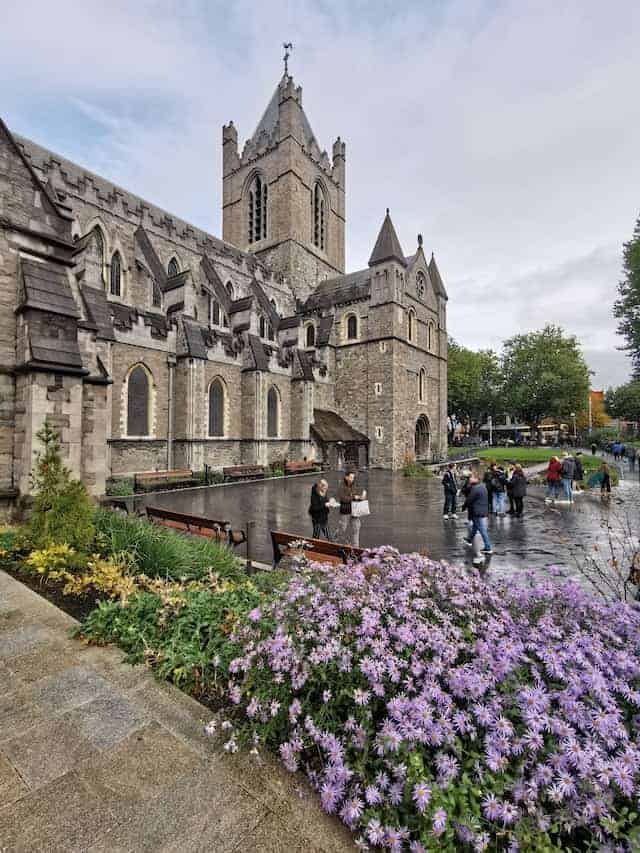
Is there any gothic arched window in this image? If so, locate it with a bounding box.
[226,281,234,299]
[428,322,435,352]
[209,296,220,327]
[306,324,315,347]
[92,227,105,283]
[208,379,225,437]
[127,365,150,436]
[152,280,162,308]
[416,272,426,301]
[346,313,358,341]
[419,368,426,402]
[110,251,122,297]
[248,174,268,244]
[312,183,326,251]
[408,309,416,343]
[167,257,179,278]
[268,323,275,342]
[267,386,279,438]
[259,316,266,338]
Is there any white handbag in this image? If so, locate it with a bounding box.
[351,499,370,518]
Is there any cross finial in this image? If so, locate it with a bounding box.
[283,42,293,76]
[418,233,423,247]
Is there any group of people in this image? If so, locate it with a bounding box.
[308,470,367,546]
[546,451,612,499]
[609,441,636,470]
[441,461,528,520]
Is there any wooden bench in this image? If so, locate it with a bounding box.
[134,469,197,492]
[284,460,318,475]
[222,465,265,483]
[146,506,246,547]
[271,530,364,568]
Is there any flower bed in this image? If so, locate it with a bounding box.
[225,549,640,851]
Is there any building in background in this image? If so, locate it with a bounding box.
[0,69,448,506]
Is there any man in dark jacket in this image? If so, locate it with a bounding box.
[573,452,584,491]
[462,475,493,553]
[441,463,459,519]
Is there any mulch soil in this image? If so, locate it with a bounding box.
[2,561,99,622]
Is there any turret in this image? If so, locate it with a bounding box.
[222,121,239,178]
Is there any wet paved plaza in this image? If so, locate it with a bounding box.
[137,460,640,584]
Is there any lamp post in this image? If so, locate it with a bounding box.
[571,412,576,444]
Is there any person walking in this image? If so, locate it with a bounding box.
[308,478,332,541]
[560,453,576,502]
[485,463,507,515]
[591,442,597,456]
[612,441,622,462]
[336,469,367,547]
[510,464,527,517]
[573,452,584,493]
[627,445,637,472]
[462,474,493,554]
[441,463,459,519]
[560,453,576,503]
[506,464,516,515]
[600,461,612,497]
[546,455,562,500]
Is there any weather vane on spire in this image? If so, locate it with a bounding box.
[283,42,293,76]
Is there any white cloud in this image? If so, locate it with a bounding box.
[1,0,638,385]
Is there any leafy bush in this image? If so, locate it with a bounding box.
[94,509,242,582]
[225,550,640,851]
[27,421,95,553]
[402,455,432,478]
[77,579,266,697]
[105,477,135,497]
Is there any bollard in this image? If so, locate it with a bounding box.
[246,520,256,573]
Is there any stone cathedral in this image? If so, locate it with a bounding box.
[0,68,448,505]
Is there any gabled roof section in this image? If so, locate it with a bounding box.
[311,409,369,444]
[134,225,167,288]
[316,314,334,346]
[28,333,84,371]
[182,318,208,360]
[250,278,279,329]
[295,349,315,382]
[19,259,79,318]
[428,253,448,300]
[200,256,232,313]
[246,334,270,371]
[80,286,116,341]
[163,269,190,294]
[304,269,370,312]
[368,210,407,268]
[0,117,72,224]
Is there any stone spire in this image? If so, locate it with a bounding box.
[368,209,407,267]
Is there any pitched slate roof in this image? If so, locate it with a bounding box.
[135,226,167,288]
[250,278,280,329]
[304,269,370,311]
[182,318,208,359]
[200,256,232,313]
[163,270,190,293]
[428,253,448,300]
[369,210,407,267]
[311,409,369,444]
[28,333,83,370]
[228,296,253,315]
[278,315,301,330]
[80,286,116,341]
[247,334,270,371]
[296,349,315,381]
[250,75,317,147]
[20,259,79,318]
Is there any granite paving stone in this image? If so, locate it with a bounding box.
[62,690,149,751]
[231,812,320,853]
[30,664,112,712]
[5,640,80,684]
[0,770,121,853]
[2,716,99,789]
[0,753,28,807]
[0,623,55,659]
[0,686,51,743]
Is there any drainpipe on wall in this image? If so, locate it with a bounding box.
[167,354,176,470]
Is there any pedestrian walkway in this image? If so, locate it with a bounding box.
[0,569,354,853]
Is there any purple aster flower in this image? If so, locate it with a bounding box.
[482,793,503,822]
[364,785,382,805]
[412,782,432,813]
[339,796,364,828]
[432,808,447,836]
[366,818,385,845]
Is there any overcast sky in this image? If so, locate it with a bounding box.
[2,0,639,388]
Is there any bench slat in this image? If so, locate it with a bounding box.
[146,506,246,547]
[271,530,364,568]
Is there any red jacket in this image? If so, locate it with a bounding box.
[547,459,562,482]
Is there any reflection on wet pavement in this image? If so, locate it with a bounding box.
[134,464,640,584]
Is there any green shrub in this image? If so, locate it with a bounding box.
[76,579,265,696]
[94,509,242,582]
[27,421,95,553]
[402,455,432,478]
[105,477,135,497]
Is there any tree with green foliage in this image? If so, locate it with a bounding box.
[28,420,95,553]
[604,380,640,424]
[501,325,590,430]
[613,212,640,375]
[447,339,503,432]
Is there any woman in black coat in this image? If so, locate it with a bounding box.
[509,465,528,518]
[309,479,332,540]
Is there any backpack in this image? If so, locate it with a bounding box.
[491,471,506,492]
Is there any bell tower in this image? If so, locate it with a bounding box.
[222,55,345,302]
